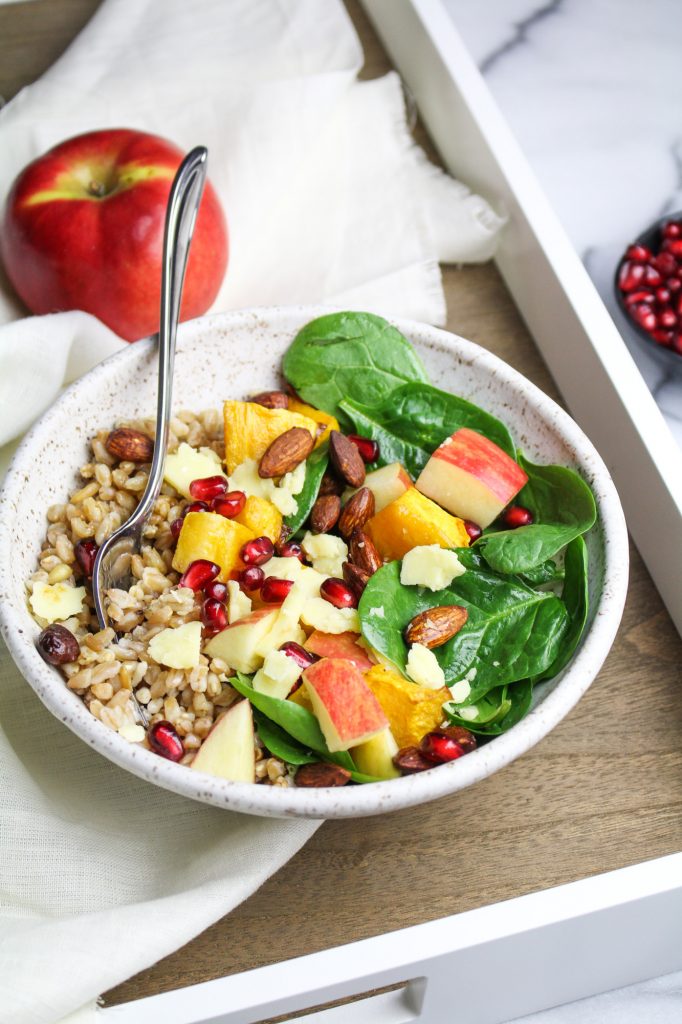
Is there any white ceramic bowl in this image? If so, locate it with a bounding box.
[0,307,629,818]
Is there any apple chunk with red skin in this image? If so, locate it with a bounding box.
[416,428,528,528]
[345,462,412,513]
[303,658,388,753]
[191,699,255,783]
[204,608,279,674]
[0,128,228,341]
[304,631,375,672]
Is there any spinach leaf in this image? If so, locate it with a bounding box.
[444,679,533,736]
[231,674,355,771]
[283,312,428,424]
[533,536,589,684]
[477,454,597,574]
[359,550,568,699]
[284,444,328,534]
[517,559,563,586]
[339,382,516,477]
[253,709,317,765]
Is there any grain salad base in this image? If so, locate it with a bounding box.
[26,407,293,786]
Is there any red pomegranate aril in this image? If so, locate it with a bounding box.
[618,261,645,291]
[655,287,671,305]
[201,598,228,632]
[660,310,677,329]
[74,538,98,577]
[240,536,274,566]
[667,240,682,257]
[663,221,682,239]
[184,500,210,515]
[667,277,682,293]
[278,540,305,561]
[178,559,220,590]
[654,252,677,277]
[320,577,358,609]
[212,491,246,519]
[189,475,228,502]
[260,576,294,603]
[463,519,482,541]
[348,434,380,463]
[279,641,319,669]
[148,720,184,762]
[625,244,651,262]
[502,505,534,529]
[203,580,228,602]
[652,329,674,346]
[632,304,657,332]
[170,517,184,541]
[624,289,654,307]
[644,265,663,287]
[673,334,682,354]
[238,566,265,592]
[420,730,465,764]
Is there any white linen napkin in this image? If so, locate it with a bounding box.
[0,2,504,1021]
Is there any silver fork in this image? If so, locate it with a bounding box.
[92,146,209,726]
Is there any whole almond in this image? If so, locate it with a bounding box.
[318,472,343,496]
[295,762,351,787]
[310,494,341,534]
[338,486,375,539]
[329,430,365,488]
[251,390,289,409]
[105,428,154,463]
[348,527,382,575]
[342,561,370,599]
[392,747,433,774]
[259,427,314,478]
[404,605,469,649]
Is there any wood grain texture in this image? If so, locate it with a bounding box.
[1,0,680,1010]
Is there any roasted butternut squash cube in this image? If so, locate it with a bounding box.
[287,397,339,447]
[364,664,450,749]
[235,495,282,544]
[172,511,254,582]
[365,486,469,561]
[223,400,317,474]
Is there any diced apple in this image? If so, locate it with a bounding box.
[163,442,227,499]
[252,649,303,700]
[345,462,412,513]
[29,581,86,624]
[172,511,254,582]
[365,487,469,561]
[300,598,360,635]
[303,658,388,752]
[226,580,251,624]
[364,664,450,749]
[223,400,317,474]
[191,700,256,782]
[204,608,279,673]
[351,727,400,779]
[148,621,202,669]
[400,545,466,592]
[305,631,375,672]
[254,567,323,657]
[416,427,528,528]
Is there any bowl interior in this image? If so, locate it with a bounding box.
[0,307,628,818]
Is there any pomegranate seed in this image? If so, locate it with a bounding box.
[625,244,651,262]
[240,536,274,565]
[279,641,319,669]
[185,500,210,515]
[618,260,645,291]
[666,238,682,255]
[502,505,534,529]
[463,520,482,541]
[203,580,228,601]
[673,334,682,354]
[148,720,184,762]
[652,329,674,346]
[260,577,294,603]
[667,277,682,293]
[278,540,305,561]
[663,221,682,239]
[178,559,220,590]
[212,490,246,518]
[420,730,465,764]
[189,475,228,501]
[632,304,658,332]
[320,577,358,609]
[238,566,265,591]
[201,598,228,632]
[37,624,80,665]
[654,252,677,277]
[624,288,655,307]
[644,265,663,287]
[348,434,380,463]
[660,310,678,329]
[74,538,98,577]
[170,517,184,540]
[655,287,671,305]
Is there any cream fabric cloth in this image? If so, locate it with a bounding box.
[0,2,504,1021]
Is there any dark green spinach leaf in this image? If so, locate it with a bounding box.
[253,709,317,765]
[284,444,329,534]
[444,679,533,736]
[533,536,589,683]
[283,312,428,425]
[517,559,564,586]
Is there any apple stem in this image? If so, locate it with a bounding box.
[87,180,107,197]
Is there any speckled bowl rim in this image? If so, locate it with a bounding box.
[0,306,629,819]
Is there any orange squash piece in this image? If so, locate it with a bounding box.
[223,400,317,474]
[365,486,469,561]
[235,495,282,544]
[287,397,339,447]
[172,511,254,582]
[364,664,450,749]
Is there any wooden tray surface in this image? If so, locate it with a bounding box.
[1,0,680,1008]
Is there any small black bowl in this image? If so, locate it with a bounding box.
[614,211,682,375]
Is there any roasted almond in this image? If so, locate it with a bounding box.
[318,472,343,496]
[329,430,365,488]
[342,560,370,599]
[338,486,375,539]
[259,427,314,478]
[310,494,341,534]
[392,746,433,774]
[295,762,351,787]
[348,527,382,575]
[251,390,289,409]
[404,605,469,649]
[105,427,154,463]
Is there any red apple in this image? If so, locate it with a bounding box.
[0,128,228,341]
[303,658,388,752]
[304,631,375,672]
[416,428,527,528]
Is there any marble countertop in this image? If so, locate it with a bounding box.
[443,0,682,448]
